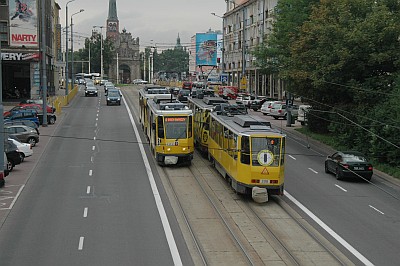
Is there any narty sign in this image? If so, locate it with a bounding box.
[11,34,37,45]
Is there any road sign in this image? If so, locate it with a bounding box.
[257,150,274,166]
[240,77,247,90]
[220,74,228,83]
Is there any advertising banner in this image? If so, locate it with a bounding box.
[196,33,217,66]
[9,0,38,47]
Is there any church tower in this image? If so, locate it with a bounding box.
[106,0,119,39]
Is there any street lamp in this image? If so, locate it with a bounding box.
[93,26,104,80]
[65,0,76,96]
[211,12,225,74]
[71,9,84,90]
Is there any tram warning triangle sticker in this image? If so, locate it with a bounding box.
[261,167,269,175]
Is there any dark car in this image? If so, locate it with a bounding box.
[4,109,40,127]
[37,113,57,125]
[5,120,40,135]
[106,90,121,105]
[4,139,22,172]
[85,85,98,97]
[177,89,190,102]
[325,151,373,181]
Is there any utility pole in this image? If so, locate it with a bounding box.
[93,26,104,80]
[0,32,5,179]
[65,0,76,97]
[143,53,146,81]
[116,53,119,84]
[41,0,48,126]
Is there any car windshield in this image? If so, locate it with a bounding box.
[251,137,282,167]
[164,117,187,139]
[343,153,368,163]
[180,90,190,96]
[108,91,120,97]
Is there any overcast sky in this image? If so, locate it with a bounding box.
[59,0,229,50]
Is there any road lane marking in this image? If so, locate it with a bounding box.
[288,155,296,160]
[96,114,99,117]
[78,237,84,250]
[95,123,97,127]
[96,118,98,121]
[285,192,373,266]
[83,207,88,218]
[308,168,318,174]
[6,185,25,210]
[86,186,91,194]
[335,184,347,192]
[123,97,183,266]
[93,137,96,140]
[92,146,95,151]
[89,170,93,176]
[369,205,385,215]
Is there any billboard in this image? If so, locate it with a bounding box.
[9,0,38,47]
[196,33,217,66]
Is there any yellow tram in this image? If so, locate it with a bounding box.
[187,97,228,153]
[145,96,194,165]
[208,113,286,197]
[139,85,171,134]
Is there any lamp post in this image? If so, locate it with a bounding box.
[65,0,76,96]
[211,12,225,74]
[88,35,91,73]
[71,9,84,91]
[93,26,104,80]
[0,31,4,177]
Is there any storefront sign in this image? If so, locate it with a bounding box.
[9,0,38,47]
[1,52,39,61]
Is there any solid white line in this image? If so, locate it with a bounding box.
[7,185,25,210]
[369,205,385,215]
[86,186,91,194]
[288,155,296,160]
[92,146,95,151]
[285,191,373,266]
[335,184,347,192]
[83,207,88,218]
[89,170,93,176]
[78,237,84,250]
[308,168,318,174]
[123,97,182,265]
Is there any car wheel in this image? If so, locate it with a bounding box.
[49,116,56,124]
[273,116,278,120]
[335,168,343,180]
[324,162,330,173]
[301,121,305,126]
[253,108,258,111]
[28,137,37,147]
[7,160,14,172]
[19,153,25,162]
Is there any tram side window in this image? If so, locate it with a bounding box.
[188,116,193,138]
[281,137,285,165]
[233,134,238,160]
[210,118,216,140]
[240,136,250,165]
[158,117,164,138]
[203,112,210,130]
[223,128,229,151]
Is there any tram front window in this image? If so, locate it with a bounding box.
[165,117,187,139]
[251,137,281,166]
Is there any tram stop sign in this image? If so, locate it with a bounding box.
[240,77,247,90]
[257,150,274,166]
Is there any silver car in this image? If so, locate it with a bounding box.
[4,125,40,147]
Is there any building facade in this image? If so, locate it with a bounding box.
[223,0,284,99]
[0,0,60,100]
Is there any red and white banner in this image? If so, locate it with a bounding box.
[9,0,38,47]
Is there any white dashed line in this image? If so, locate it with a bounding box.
[92,146,95,151]
[369,205,385,215]
[308,168,318,174]
[93,137,96,140]
[96,114,99,117]
[95,123,97,127]
[288,155,296,160]
[335,184,347,192]
[96,118,98,121]
[78,237,84,250]
[83,207,88,218]
[86,186,91,194]
[89,170,93,176]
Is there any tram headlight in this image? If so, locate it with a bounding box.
[182,147,186,151]
[167,148,171,151]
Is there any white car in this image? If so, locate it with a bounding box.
[261,101,278,115]
[132,79,148,84]
[9,138,33,162]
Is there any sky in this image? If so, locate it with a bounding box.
[58,0,229,51]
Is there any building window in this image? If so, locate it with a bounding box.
[0,0,6,5]
[0,21,8,44]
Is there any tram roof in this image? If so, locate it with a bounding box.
[139,87,171,98]
[211,112,283,136]
[188,97,228,110]
[147,98,192,115]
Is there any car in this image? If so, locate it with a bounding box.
[182,81,193,90]
[8,137,33,162]
[85,85,98,97]
[4,109,40,127]
[106,89,121,105]
[4,139,22,172]
[325,151,373,181]
[19,103,56,114]
[132,79,148,84]
[249,97,272,111]
[177,89,191,102]
[37,113,57,125]
[3,152,8,180]
[4,125,40,147]
[297,105,311,125]
[5,120,40,135]
[100,79,107,85]
[270,102,299,120]
[261,101,279,115]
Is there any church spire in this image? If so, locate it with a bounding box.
[108,0,118,20]
[175,33,182,49]
[106,0,119,39]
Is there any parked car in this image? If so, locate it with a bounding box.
[4,125,40,147]
[270,102,299,120]
[182,82,193,90]
[218,86,238,100]
[8,137,33,162]
[85,85,98,97]
[132,79,148,84]
[19,103,56,114]
[37,113,57,125]
[249,97,273,111]
[106,89,122,105]
[261,101,278,115]
[5,120,40,135]
[4,109,40,127]
[4,139,22,172]
[297,105,311,125]
[325,151,373,181]
[3,152,8,181]
[177,89,191,102]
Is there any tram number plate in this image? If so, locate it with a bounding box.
[260,179,270,184]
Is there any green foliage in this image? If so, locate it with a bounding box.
[154,47,189,74]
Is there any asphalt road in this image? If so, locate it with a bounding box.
[0,87,192,266]
[249,109,400,266]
